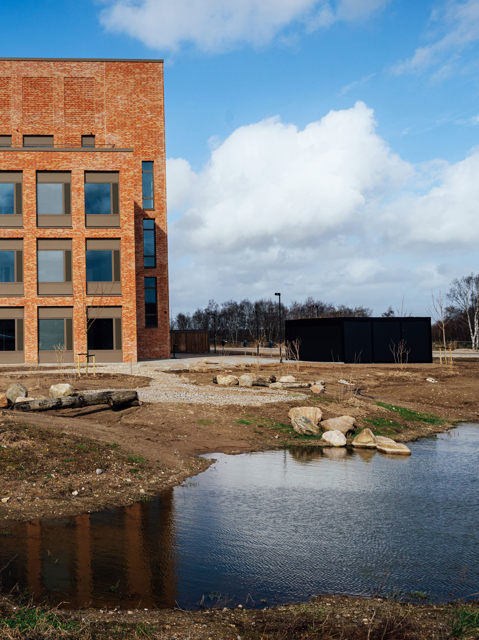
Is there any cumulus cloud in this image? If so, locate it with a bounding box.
[167,102,479,313]
[393,0,479,77]
[100,0,390,52]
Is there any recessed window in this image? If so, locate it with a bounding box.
[23,135,54,148]
[38,318,65,350]
[0,173,23,226]
[84,172,119,226]
[145,277,157,328]
[143,219,156,268]
[0,240,23,296]
[0,185,14,215]
[88,319,114,350]
[142,161,154,209]
[0,136,12,148]
[82,135,95,148]
[87,307,123,361]
[37,240,72,296]
[0,319,15,351]
[36,173,71,227]
[0,252,15,282]
[85,239,121,295]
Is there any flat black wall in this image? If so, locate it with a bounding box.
[285,317,432,364]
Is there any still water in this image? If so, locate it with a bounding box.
[1,425,478,608]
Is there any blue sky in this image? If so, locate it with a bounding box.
[3,0,479,315]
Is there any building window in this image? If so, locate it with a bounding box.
[37,240,72,296]
[87,308,123,359]
[0,173,22,225]
[84,172,119,223]
[142,162,154,209]
[0,241,23,296]
[85,240,121,295]
[145,277,157,327]
[88,319,114,350]
[0,252,15,282]
[23,135,54,148]
[0,319,15,351]
[143,219,156,267]
[0,136,11,148]
[38,318,65,350]
[82,135,95,148]
[36,172,71,227]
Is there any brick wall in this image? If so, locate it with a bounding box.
[0,59,169,363]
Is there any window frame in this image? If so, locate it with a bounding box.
[85,239,121,296]
[142,161,154,210]
[36,172,72,228]
[23,135,54,148]
[87,307,123,362]
[36,239,73,296]
[84,172,120,228]
[0,307,24,363]
[0,172,23,227]
[37,307,74,363]
[0,240,23,297]
[82,135,95,148]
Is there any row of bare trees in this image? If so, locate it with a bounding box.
[429,274,479,349]
[171,297,372,344]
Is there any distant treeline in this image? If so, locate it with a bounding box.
[171,297,372,344]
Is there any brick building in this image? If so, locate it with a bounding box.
[0,57,169,364]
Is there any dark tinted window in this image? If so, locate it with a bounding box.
[86,251,112,282]
[0,184,14,215]
[0,319,15,351]
[143,219,155,267]
[142,161,154,209]
[38,319,65,351]
[88,318,114,350]
[0,251,15,282]
[85,184,111,215]
[145,277,157,327]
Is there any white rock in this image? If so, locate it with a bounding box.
[6,383,27,403]
[49,383,74,399]
[96,469,103,475]
[352,428,377,449]
[139,489,145,494]
[279,375,296,383]
[321,430,347,447]
[239,375,254,387]
[311,384,325,394]
[1,497,10,503]
[288,406,322,425]
[72,491,78,496]
[320,416,356,435]
[214,375,239,386]
[376,439,411,455]
[291,415,320,436]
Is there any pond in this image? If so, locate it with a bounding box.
[1,424,478,609]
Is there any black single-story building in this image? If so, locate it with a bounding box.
[284,317,432,364]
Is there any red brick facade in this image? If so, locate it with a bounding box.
[0,58,169,363]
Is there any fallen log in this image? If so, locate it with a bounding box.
[13,390,138,412]
[108,390,139,409]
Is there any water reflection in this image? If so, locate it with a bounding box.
[1,426,478,609]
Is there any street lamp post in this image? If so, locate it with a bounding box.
[275,292,283,363]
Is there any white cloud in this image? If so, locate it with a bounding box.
[393,0,479,77]
[338,72,376,97]
[167,103,479,314]
[100,0,390,53]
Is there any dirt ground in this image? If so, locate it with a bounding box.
[1,361,477,524]
[1,591,478,639]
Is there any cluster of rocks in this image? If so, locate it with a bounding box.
[1,382,75,407]
[213,374,325,394]
[288,407,411,455]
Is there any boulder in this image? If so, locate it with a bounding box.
[320,416,356,435]
[0,393,8,408]
[213,375,239,386]
[376,437,411,456]
[321,430,347,447]
[375,436,397,445]
[253,375,276,387]
[279,375,296,383]
[49,383,75,399]
[291,415,320,436]
[352,428,377,449]
[315,380,326,386]
[288,406,322,425]
[311,384,325,394]
[239,375,254,387]
[6,383,27,404]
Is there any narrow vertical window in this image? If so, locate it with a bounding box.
[144,277,157,327]
[142,161,154,209]
[143,219,156,267]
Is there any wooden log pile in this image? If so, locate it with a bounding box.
[13,390,139,412]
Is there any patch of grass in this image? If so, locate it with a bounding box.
[376,402,443,425]
[64,458,73,463]
[106,442,120,448]
[136,622,154,638]
[450,607,479,637]
[197,419,214,426]
[108,580,120,593]
[127,455,146,465]
[363,417,405,436]
[0,529,12,537]
[1,606,79,632]
[259,417,319,440]
[237,419,252,425]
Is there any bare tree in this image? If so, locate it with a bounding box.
[428,291,451,349]
[447,274,479,350]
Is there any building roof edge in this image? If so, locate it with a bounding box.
[0,57,164,63]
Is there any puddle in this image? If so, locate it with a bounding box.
[1,425,478,608]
